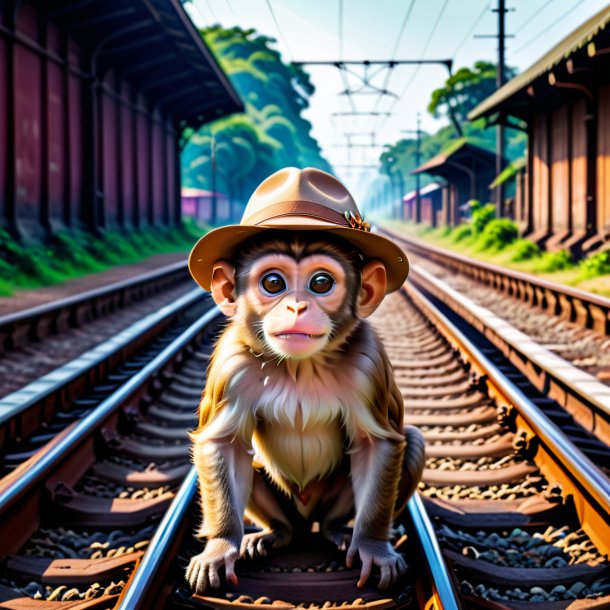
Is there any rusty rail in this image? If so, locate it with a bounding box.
[381,228,610,337]
[0,260,189,354]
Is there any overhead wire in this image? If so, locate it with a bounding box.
[511,0,586,56]
[264,0,294,61]
[371,0,417,116]
[512,0,556,36]
[451,1,490,59]
[374,0,449,134]
[224,0,238,22]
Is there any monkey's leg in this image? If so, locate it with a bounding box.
[393,425,426,518]
[241,469,294,559]
[321,426,426,542]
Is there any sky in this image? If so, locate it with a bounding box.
[185,0,610,199]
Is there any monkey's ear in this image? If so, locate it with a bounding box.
[210,260,236,316]
[358,260,387,318]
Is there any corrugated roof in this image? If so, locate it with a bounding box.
[469,4,610,120]
[403,182,442,201]
[410,138,495,175]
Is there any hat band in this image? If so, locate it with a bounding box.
[244,201,352,227]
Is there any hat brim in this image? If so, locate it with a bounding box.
[188,219,409,293]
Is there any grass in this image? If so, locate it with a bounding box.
[379,217,610,297]
[0,217,207,297]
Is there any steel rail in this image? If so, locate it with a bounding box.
[404,282,610,515]
[407,493,462,610]
[0,260,189,352]
[0,288,205,428]
[409,263,610,423]
[382,227,610,336]
[0,303,220,514]
[116,467,198,609]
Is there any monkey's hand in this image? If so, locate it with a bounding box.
[186,537,239,593]
[240,527,292,559]
[346,536,407,590]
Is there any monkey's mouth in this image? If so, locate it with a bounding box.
[273,332,326,340]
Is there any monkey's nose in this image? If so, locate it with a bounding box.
[287,301,308,315]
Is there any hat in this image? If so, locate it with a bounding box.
[188,167,409,292]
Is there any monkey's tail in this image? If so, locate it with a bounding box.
[394,425,426,516]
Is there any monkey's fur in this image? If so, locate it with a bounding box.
[186,232,426,592]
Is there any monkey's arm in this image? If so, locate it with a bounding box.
[186,406,254,592]
[346,433,406,589]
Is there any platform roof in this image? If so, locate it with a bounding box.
[469,4,610,121]
[410,139,496,177]
[43,0,243,128]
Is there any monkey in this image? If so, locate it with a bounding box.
[185,230,426,594]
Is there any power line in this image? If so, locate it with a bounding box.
[375,0,450,133]
[264,0,294,61]
[452,1,490,58]
[512,0,556,36]
[511,0,585,56]
[339,0,344,61]
[390,0,417,59]
[224,0,238,22]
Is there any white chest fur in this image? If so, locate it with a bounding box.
[227,355,373,492]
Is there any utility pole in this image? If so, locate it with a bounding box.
[495,0,507,217]
[210,134,217,226]
[402,113,422,223]
[475,0,513,217]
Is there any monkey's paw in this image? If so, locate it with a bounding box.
[346,537,407,590]
[186,537,239,593]
[240,528,291,559]
[322,526,352,551]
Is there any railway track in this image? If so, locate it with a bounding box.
[0,266,608,608]
[0,261,191,398]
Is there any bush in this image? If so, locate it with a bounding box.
[510,239,540,262]
[580,250,610,278]
[452,224,473,243]
[0,220,203,294]
[467,199,482,213]
[477,218,519,251]
[471,203,496,234]
[536,249,574,272]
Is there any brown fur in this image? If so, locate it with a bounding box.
[186,233,425,593]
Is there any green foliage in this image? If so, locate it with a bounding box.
[452,224,473,243]
[428,61,517,125]
[580,250,610,277]
[477,219,519,251]
[182,26,330,212]
[0,223,203,295]
[472,203,496,235]
[374,61,526,206]
[510,240,540,262]
[467,200,482,213]
[536,250,574,272]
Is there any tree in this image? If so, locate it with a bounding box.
[182,26,331,215]
[428,61,518,131]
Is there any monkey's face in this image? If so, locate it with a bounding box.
[244,253,350,360]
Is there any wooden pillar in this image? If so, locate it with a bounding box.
[131,93,139,228]
[525,125,534,235]
[1,6,17,234]
[174,130,181,226]
[61,33,71,227]
[39,16,49,235]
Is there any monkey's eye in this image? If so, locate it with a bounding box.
[308,272,335,295]
[260,272,286,296]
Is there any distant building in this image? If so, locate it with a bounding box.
[411,139,498,225]
[403,183,443,227]
[469,5,610,253]
[0,0,242,239]
[182,187,232,224]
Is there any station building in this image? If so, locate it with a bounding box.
[410,139,497,226]
[469,5,610,253]
[402,183,443,227]
[0,0,242,239]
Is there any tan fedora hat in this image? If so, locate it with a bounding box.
[188,167,409,292]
